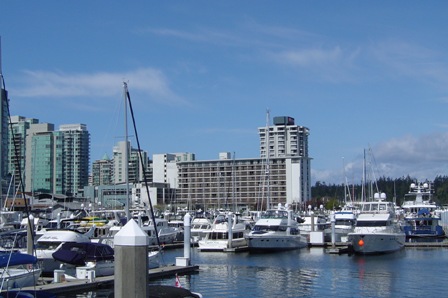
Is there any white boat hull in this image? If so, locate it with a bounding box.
[1,268,42,289]
[246,233,308,251]
[348,232,406,254]
[198,238,247,251]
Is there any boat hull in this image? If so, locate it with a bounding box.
[198,238,247,251]
[348,232,406,255]
[246,233,308,252]
[1,268,42,289]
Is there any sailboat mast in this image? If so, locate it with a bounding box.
[123,82,130,221]
[265,109,271,210]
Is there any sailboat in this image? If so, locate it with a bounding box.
[0,252,42,290]
[0,43,43,290]
[117,82,163,266]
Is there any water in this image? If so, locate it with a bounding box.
[60,246,448,297]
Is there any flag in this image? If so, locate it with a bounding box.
[175,274,182,288]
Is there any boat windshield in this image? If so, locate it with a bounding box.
[261,210,288,219]
[36,241,62,250]
[335,219,356,225]
[356,220,388,227]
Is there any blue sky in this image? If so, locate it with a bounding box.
[1,1,448,185]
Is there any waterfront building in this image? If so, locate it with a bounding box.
[176,154,309,210]
[24,122,55,194]
[153,152,195,188]
[260,116,309,159]
[20,122,90,196]
[112,141,148,184]
[7,116,37,192]
[91,154,113,186]
[83,181,174,210]
[162,116,311,210]
[59,124,90,196]
[0,48,9,197]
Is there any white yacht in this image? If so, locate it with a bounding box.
[190,217,213,244]
[198,213,248,251]
[246,204,308,252]
[141,218,178,246]
[325,209,357,242]
[33,226,94,274]
[348,194,405,255]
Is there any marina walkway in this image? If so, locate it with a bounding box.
[7,265,199,295]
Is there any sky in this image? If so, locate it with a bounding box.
[1,1,448,186]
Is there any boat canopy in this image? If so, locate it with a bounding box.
[52,242,114,266]
[417,208,430,216]
[0,252,37,268]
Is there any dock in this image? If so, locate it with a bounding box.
[8,265,199,295]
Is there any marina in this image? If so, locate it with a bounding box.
[53,242,448,297]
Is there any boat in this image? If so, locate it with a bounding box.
[166,213,185,242]
[190,217,213,244]
[245,203,308,252]
[298,211,330,240]
[348,193,406,254]
[198,213,248,251]
[52,242,115,278]
[400,181,445,238]
[141,218,178,246]
[33,226,94,275]
[324,209,357,242]
[0,210,22,232]
[0,252,42,291]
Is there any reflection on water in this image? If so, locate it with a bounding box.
[63,246,448,297]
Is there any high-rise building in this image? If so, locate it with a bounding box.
[8,116,39,192]
[91,154,113,186]
[0,43,9,197]
[259,116,309,159]
[59,124,90,196]
[24,122,55,193]
[113,140,148,184]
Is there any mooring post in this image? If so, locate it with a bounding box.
[114,219,149,298]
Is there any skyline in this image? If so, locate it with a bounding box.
[1,1,448,186]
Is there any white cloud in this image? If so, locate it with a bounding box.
[13,68,186,105]
[371,40,448,88]
[312,132,448,185]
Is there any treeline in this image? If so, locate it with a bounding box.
[311,175,448,207]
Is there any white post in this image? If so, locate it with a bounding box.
[184,213,191,259]
[176,212,191,266]
[27,215,34,255]
[287,210,291,236]
[114,219,149,298]
[331,211,336,246]
[311,213,315,232]
[57,212,61,229]
[228,213,233,248]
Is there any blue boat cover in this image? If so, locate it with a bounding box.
[0,252,37,268]
[52,242,114,266]
[418,208,430,216]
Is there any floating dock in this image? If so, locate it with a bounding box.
[6,265,199,295]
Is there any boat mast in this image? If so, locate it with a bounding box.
[265,109,271,210]
[123,82,130,221]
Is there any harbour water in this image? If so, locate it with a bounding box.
[59,246,448,297]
